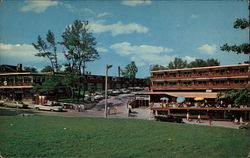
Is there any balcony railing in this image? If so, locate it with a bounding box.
[0,82,33,87]
[151,72,248,81]
[151,83,247,90]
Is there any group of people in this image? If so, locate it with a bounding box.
[156,100,249,109]
[75,104,85,112]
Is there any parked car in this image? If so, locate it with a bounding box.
[121,88,130,94]
[94,94,104,100]
[3,101,28,108]
[112,89,122,96]
[34,104,64,112]
[84,95,91,101]
[239,123,250,130]
[0,100,5,106]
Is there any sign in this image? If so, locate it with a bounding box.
[206,89,212,93]
[135,95,150,101]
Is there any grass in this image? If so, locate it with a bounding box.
[0,116,249,158]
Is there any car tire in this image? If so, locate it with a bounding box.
[50,109,54,112]
[35,107,39,111]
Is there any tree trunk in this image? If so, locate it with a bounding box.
[82,62,86,102]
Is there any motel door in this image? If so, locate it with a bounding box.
[135,95,150,107]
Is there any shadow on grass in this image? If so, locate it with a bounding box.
[0,107,38,116]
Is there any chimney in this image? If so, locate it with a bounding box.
[118,66,120,77]
[17,64,22,72]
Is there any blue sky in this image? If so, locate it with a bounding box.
[0,0,248,78]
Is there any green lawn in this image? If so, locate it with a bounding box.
[0,116,249,158]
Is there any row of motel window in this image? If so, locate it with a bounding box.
[0,76,45,85]
[0,75,144,86]
[153,79,247,86]
[152,68,248,78]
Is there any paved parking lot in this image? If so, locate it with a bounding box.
[1,93,245,129]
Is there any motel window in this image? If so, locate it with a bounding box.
[239,68,246,72]
[215,69,225,74]
[215,80,225,84]
[169,73,176,77]
[183,81,192,85]
[183,72,191,76]
[234,80,245,84]
[198,81,207,84]
[168,82,177,85]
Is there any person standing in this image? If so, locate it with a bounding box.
[186,112,190,121]
[197,114,201,123]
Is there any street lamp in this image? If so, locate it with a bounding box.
[105,64,112,118]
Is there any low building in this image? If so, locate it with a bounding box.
[0,64,146,101]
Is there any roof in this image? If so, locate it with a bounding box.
[0,72,45,76]
[151,64,248,73]
[135,91,218,99]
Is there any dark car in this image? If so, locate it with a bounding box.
[239,123,250,130]
[155,115,184,123]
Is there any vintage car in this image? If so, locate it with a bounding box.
[34,104,65,112]
[3,101,28,108]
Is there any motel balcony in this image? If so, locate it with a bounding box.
[0,82,33,88]
[151,71,248,81]
[150,83,248,90]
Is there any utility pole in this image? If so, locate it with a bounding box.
[105,64,112,118]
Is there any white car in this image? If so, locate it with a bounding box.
[3,101,28,108]
[94,95,104,100]
[34,104,64,112]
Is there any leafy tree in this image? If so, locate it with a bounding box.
[33,30,60,73]
[150,64,167,71]
[61,74,81,100]
[122,61,138,79]
[61,20,100,101]
[32,75,62,100]
[188,58,220,68]
[168,58,187,69]
[41,65,53,72]
[222,88,249,105]
[220,15,249,61]
[206,58,220,66]
[23,66,38,73]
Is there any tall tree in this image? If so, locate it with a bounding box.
[188,58,220,68]
[206,58,220,66]
[220,6,250,84]
[32,75,62,101]
[61,20,100,101]
[168,58,187,69]
[122,61,138,79]
[32,30,60,73]
[41,65,53,72]
[150,64,167,71]
[23,66,38,73]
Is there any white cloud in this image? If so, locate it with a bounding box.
[20,0,59,13]
[198,44,217,55]
[190,14,198,19]
[96,47,108,53]
[0,43,47,63]
[182,56,196,62]
[64,4,76,12]
[97,12,110,18]
[82,8,94,14]
[110,42,173,56]
[89,20,149,36]
[110,42,174,67]
[122,0,152,6]
[131,54,176,67]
